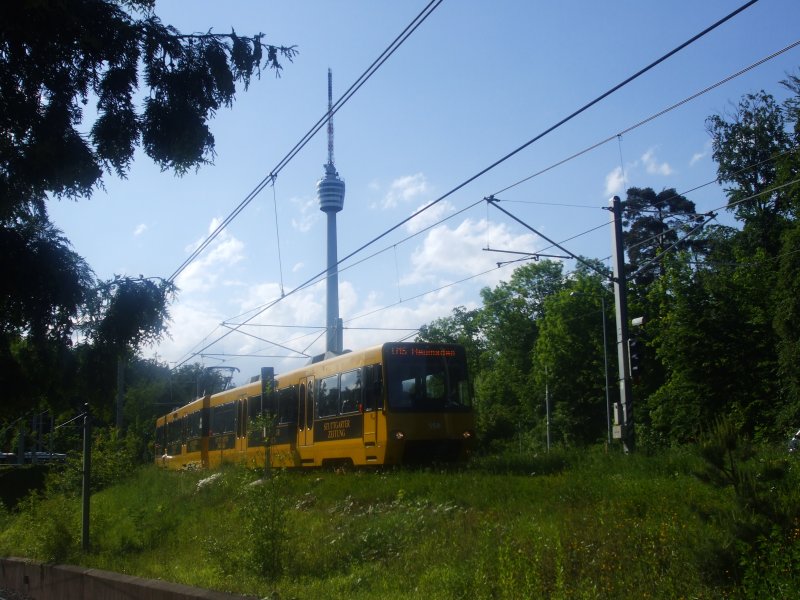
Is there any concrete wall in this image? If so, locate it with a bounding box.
[0,558,260,600]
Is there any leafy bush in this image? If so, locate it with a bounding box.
[0,492,79,563]
[239,473,289,580]
[696,417,800,587]
[45,427,139,496]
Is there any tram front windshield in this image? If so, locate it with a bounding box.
[384,344,471,412]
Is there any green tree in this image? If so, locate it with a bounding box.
[703,78,800,439]
[706,90,792,219]
[706,90,792,254]
[86,276,176,355]
[0,0,295,416]
[622,186,704,287]
[0,0,295,215]
[475,261,566,443]
[0,209,94,418]
[529,273,613,446]
[772,73,800,425]
[644,235,782,444]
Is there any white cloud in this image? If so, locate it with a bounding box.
[404,199,456,234]
[381,173,430,209]
[133,223,147,237]
[690,141,712,166]
[642,149,673,176]
[405,217,538,289]
[605,166,626,196]
[689,152,706,166]
[175,218,245,294]
[290,196,320,233]
[231,283,328,368]
[155,300,226,363]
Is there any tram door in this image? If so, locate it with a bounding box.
[362,364,378,448]
[236,397,247,460]
[298,377,315,448]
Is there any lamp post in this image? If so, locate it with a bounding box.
[571,291,612,446]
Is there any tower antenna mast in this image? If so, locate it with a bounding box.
[327,68,334,167]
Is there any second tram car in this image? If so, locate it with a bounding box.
[155,342,474,469]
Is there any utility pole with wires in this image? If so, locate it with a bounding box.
[610,196,634,452]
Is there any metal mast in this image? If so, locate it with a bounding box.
[317,68,345,355]
[610,196,634,452]
[327,68,334,167]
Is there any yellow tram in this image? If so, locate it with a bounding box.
[155,342,475,469]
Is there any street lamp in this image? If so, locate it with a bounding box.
[571,291,612,446]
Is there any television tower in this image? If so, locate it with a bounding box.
[316,69,345,354]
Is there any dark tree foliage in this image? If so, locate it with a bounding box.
[532,275,614,446]
[0,0,297,216]
[0,209,94,342]
[0,0,295,419]
[707,91,792,223]
[707,90,794,258]
[622,186,704,286]
[86,276,176,355]
[0,209,94,418]
[476,261,566,442]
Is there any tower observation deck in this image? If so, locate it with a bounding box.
[317,162,345,213]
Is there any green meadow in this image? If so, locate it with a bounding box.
[3,440,799,599]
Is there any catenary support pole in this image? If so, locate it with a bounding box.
[610,196,634,452]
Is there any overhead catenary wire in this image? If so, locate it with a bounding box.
[193,179,800,365]
[223,196,485,325]
[241,216,612,356]
[492,36,799,198]
[191,177,800,362]
[173,0,760,367]
[272,181,285,296]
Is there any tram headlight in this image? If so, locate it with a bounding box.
[391,430,406,441]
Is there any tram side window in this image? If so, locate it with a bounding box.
[339,369,361,414]
[211,403,236,435]
[278,386,298,424]
[186,411,203,440]
[167,418,183,448]
[248,395,263,421]
[318,375,339,418]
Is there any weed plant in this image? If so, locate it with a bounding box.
[1,444,798,598]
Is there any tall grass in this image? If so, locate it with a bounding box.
[1,446,796,598]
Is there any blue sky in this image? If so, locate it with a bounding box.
[47,0,800,384]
